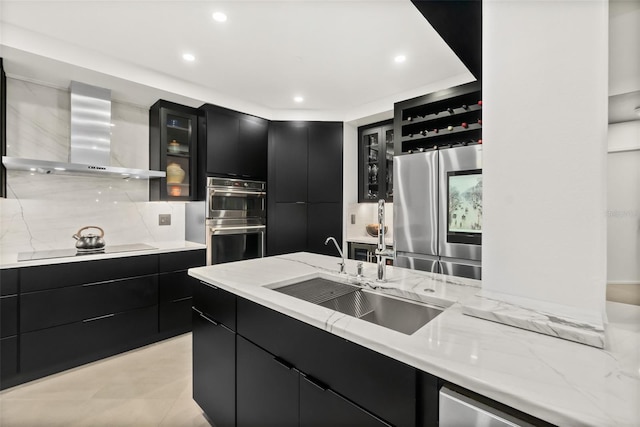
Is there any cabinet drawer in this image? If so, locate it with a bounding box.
[193,281,236,330]
[21,255,158,292]
[159,271,195,302]
[237,297,417,427]
[159,297,193,333]
[1,336,18,380]
[1,295,18,338]
[159,249,206,273]
[20,305,157,375]
[21,275,158,333]
[0,268,18,296]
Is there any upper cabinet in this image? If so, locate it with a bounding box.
[394,81,482,155]
[198,104,268,182]
[358,120,394,202]
[149,100,200,201]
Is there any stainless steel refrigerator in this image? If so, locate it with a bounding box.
[394,145,482,279]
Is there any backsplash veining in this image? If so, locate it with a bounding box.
[0,78,185,255]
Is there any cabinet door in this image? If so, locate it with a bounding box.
[192,281,236,330]
[268,202,307,256]
[0,295,17,338]
[21,275,158,333]
[1,336,18,384]
[192,309,236,427]
[239,116,268,180]
[381,124,394,201]
[307,203,342,256]
[307,122,343,203]
[236,336,299,427]
[20,306,157,375]
[359,127,382,202]
[159,271,196,334]
[206,108,239,176]
[300,375,390,427]
[270,122,308,203]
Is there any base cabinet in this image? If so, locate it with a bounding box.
[192,281,436,427]
[300,374,389,427]
[236,336,299,427]
[0,248,205,390]
[192,309,236,427]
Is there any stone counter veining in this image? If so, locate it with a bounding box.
[188,252,640,427]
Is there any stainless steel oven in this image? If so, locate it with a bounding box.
[205,177,266,265]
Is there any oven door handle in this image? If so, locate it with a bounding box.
[210,188,266,197]
[210,225,266,235]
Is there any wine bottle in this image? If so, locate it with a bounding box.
[461,122,468,129]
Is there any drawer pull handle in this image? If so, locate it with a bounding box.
[200,281,218,290]
[303,374,328,391]
[273,356,294,370]
[172,296,192,303]
[83,313,115,323]
[199,312,219,326]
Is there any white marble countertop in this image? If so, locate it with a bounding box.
[0,240,206,269]
[188,252,640,427]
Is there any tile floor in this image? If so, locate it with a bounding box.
[0,333,211,427]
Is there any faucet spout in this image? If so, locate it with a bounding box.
[375,199,394,281]
[324,237,346,274]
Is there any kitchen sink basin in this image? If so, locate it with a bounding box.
[273,277,443,335]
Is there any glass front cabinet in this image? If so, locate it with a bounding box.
[149,100,199,201]
[358,120,394,202]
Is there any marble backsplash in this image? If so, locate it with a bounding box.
[1,78,187,256]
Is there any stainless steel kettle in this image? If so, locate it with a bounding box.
[73,226,106,250]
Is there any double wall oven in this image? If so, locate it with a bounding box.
[206,177,266,265]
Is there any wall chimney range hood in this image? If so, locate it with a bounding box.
[2,81,165,179]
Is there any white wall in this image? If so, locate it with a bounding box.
[482,0,608,325]
[607,121,640,284]
[0,78,186,256]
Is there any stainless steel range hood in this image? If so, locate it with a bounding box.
[2,81,165,179]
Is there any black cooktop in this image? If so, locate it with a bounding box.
[17,243,157,262]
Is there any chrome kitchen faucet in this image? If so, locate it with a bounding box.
[324,236,346,274]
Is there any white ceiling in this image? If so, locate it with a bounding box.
[1,1,638,123]
[0,0,475,122]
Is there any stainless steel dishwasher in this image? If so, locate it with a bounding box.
[439,387,535,427]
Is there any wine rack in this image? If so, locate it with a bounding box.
[394,81,482,154]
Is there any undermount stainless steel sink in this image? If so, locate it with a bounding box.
[273,277,443,335]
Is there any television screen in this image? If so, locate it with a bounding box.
[448,170,482,238]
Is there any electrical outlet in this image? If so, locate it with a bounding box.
[159,214,171,226]
[351,214,356,225]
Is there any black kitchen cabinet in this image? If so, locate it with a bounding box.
[0,268,18,380]
[299,374,389,427]
[20,275,158,333]
[192,309,236,427]
[237,335,299,427]
[21,305,157,375]
[267,121,343,256]
[149,100,200,201]
[199,104,268,181]
[1,249,204,390]
[394,81,482,154]
[192,282,237,426]
[158,250,205,336]
[237,297,421,427]
[358,120,394,202]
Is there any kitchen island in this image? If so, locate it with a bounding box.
[188,252,640,427]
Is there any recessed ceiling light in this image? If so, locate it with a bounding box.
[394,55,406,63]
[294,96,304,103]
[182,53,195,62]
[212,12,227,22]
